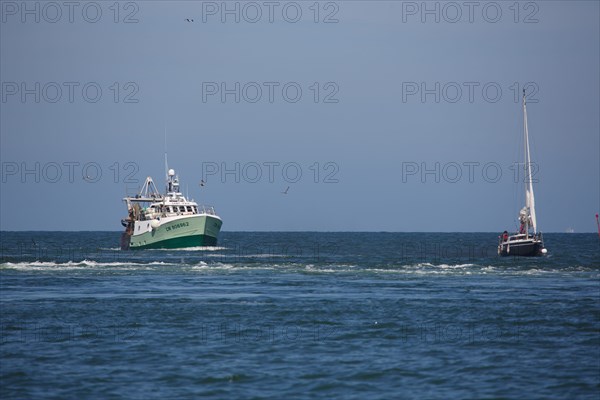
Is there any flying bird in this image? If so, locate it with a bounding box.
[199,180,205,187]
[281,186,290,194]
[185,18,194,22]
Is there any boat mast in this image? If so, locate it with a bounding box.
[164,125,171,195]
[523,89,537,235]
[164,126,168,183]
[164,150,169,192]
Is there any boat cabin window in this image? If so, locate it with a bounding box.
[179,206,186,213]
[186,206,192,212]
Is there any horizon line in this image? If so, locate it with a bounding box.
[0,230,597,234]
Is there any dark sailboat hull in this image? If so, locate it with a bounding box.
[498,238,544,257]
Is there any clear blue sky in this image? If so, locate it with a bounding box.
[1,0,598,232]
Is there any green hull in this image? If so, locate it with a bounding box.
[132,234,217,249]
[127,215,222,250]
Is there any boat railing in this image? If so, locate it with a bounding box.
[133,205,217,221]
[498,232,542,244]
[197,205,217,215]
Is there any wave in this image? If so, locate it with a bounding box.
[202,253,290,259]
[0,260,170,271]
[190,261,296,271]
[1,259,596,276]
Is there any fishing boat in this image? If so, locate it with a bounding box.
[120,167,222,250]
[498,89,547,257]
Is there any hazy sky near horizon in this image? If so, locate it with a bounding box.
[1,0,598,232]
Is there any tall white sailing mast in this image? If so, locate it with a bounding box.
[523,89,537,234]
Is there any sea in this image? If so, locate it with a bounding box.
[1,232,598,399]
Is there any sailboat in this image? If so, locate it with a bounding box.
[498,89,547,257]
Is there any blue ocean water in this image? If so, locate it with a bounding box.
[1,232,599,399]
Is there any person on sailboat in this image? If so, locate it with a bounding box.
[502,231,509,241]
